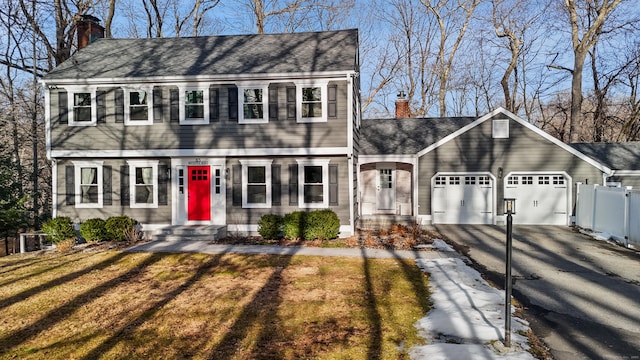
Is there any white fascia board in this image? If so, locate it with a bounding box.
[50,147,350,158]
[359,155,416,165]
[416,107,613,175]
[41,71,357,87]
[44,87,52,160]
[610,170,640,176]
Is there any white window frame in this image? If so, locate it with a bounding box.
[127,160,159,208]
[240,159,272,208]
[179,87,209,125]
[238,83,269,124]
[296,81,328,123]
[124,86,153,125]
[297,159,330,208]
[66,86,97,126]
[73,160,103,208]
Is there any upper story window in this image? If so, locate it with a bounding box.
[124,88,153,125]
[127,160,158,208]
[238,84,269,124]
[66,87,97,126]
[179,87,209,125]
[297,81,328,123]
[73,161,103,208]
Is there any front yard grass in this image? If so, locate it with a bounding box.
[0,248,430,359]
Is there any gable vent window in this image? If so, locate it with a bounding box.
[492,119,509,139]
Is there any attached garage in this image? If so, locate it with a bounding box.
[432,173,494,224]
[503,173,570,225]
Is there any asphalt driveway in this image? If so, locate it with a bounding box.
[433,224,640,360]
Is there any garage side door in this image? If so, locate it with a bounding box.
[432,175,494,224]
[504,174,568,225]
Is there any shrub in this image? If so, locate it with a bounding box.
[42,217,76,244]
[79,218,107,243]
[303,209,340,241]
[283,211,306,239]
[105,215,136,241]
[258,214,284,239]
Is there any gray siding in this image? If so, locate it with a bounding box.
[56,158,172,224]
[418,117,604,216]
[50,81,350,152]
[225,156,351,225]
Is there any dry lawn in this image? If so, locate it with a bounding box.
[0,247,431,359]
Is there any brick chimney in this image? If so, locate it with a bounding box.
[77,15,104,50]
[395,91,410,118]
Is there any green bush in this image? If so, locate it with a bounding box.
[257,214,284,239]
[304,209,340,241]
[282,210,340,241]
[79,218,107,243]
[105,215,136,241]
[42,217,76,244]
[283,211,306,239]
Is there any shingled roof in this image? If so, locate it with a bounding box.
[360,117,476,155]
[43,29,359,82]
[570,142,640,170]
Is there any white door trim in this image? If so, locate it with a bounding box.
[171,158,226,226]
[376,163,396,213]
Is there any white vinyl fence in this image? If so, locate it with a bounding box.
[575,183,640,248]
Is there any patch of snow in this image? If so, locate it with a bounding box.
[410,257,535,360]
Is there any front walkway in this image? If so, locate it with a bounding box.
[125,240,451,260]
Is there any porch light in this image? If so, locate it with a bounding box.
[504,198,516,215]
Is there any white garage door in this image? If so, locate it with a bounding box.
[432,174,494,224]
[504,174,568,225]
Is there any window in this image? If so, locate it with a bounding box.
[240,160,272,208]
[553,176,565,185]
[465,176,476,185]
[179,88,209,124]
[127,160,158,208]
[66,87,97,126]
[238,84,269,124]
[478,176,491,185]
[449,176,460,185]
[538,176,550,185]
[297,159,330,208]
[507,176,518,185]
[125,88,152,125]
[435,176,446,185]
[296,81,328,123]
[73,161,103,208]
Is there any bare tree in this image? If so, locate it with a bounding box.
[421,0,480,117]
[562,0,624,143]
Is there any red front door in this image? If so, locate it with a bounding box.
[188,166,211,221]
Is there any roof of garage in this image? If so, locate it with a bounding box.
[571,142,640,170]
[360,117,476,155]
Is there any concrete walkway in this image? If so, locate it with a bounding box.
[125,239,452,260]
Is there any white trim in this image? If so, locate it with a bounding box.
[240,159,273,208]
[171,158,226,226]
[359,155,417,165]
[238,83,270,124]
[124,86,154,125]
[50,147,350,158]
[45,87,52,160]
[41,71,357,86]
[610,170,640,176]
[416,107,613,174]
[296,80,328,123]
[127,160,159,208]
[179,86,209,124]
[51,159,58,218]
[296,159,330,208]
[64,86,97,127]
[72,160,104,208]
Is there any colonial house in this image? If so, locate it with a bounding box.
[42,23,361,238]
[42,20,632,238]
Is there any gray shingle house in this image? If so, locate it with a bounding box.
[42,29,361,237]
[570,142,640,189]
[42,25,635,235]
